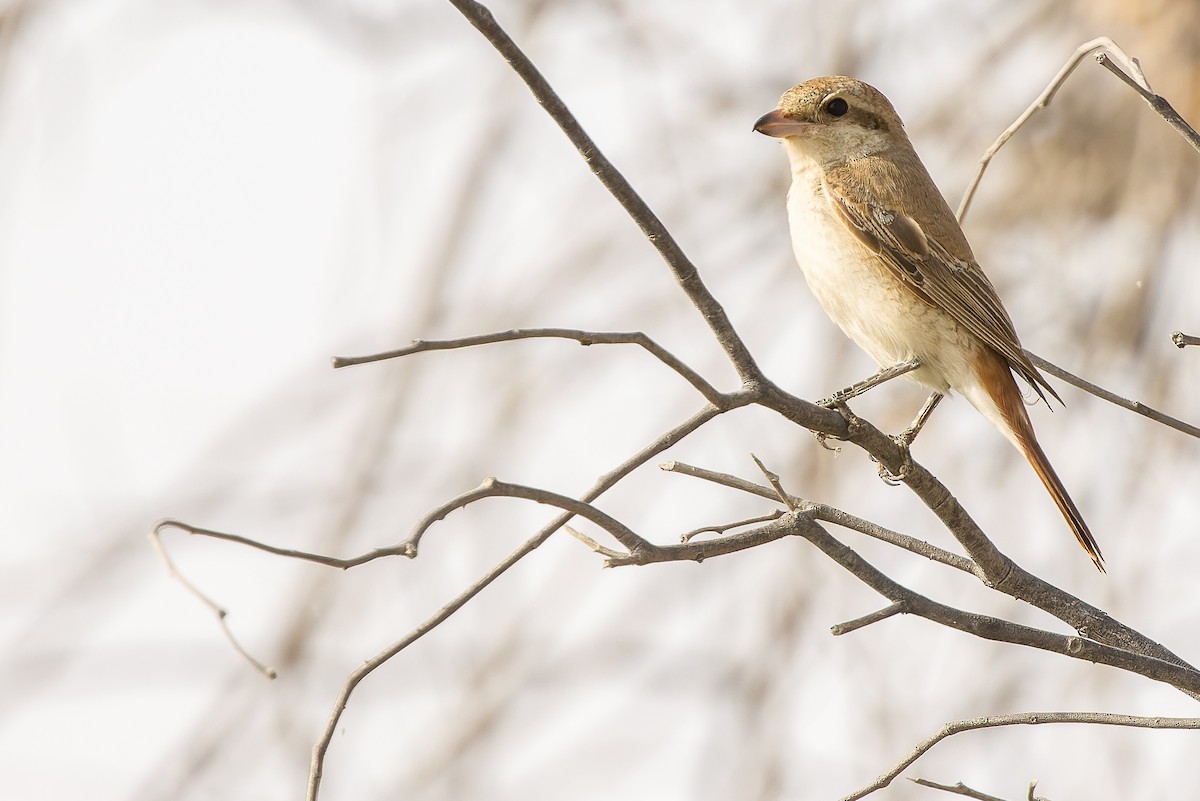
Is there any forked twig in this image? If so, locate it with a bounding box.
[661,460,981,576]
[957,37,1174,222]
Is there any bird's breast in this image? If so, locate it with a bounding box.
[784,174,977,395]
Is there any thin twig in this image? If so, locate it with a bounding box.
[155,518,416,569]
[606,510,1200,692]
[831,602,906,636]
[332,328,724,405]
[959,37,1156,222]
[1028,351,1200,439]
[441,0,762,381]
[910,778,1009,801]
[603,511,807,567]
[660,460,980,575]
[844,712,1200,800]
[1095,54,1200,153]
[563,525,624,559]
[149,523,277,679]
[679,510,785,543]
[307,524,555,801]
[1172,331,1200,349]
[406,477,649,555]
[307,402,729,801]
[750,453,798,512]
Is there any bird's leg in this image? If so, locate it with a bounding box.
[817,358,922,407]
[876,391,943,485]
[814,358,922,453]
[895,391,943,448]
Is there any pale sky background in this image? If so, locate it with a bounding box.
[1,1,1198,800]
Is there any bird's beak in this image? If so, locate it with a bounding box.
[753,109,809,138]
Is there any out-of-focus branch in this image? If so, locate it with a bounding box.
[957,37,1199,222]
[844,712,1200,800]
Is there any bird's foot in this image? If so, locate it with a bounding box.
[813,399,859,454]
[873,432,914,485]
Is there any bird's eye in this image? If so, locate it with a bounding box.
[825,97,849,117]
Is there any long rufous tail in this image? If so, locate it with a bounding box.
[973,352,1105,572]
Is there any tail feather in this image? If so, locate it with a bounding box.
[970,352,1105,572]
[1020,432,1105,573]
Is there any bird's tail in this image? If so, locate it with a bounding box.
[968,352,1105,572]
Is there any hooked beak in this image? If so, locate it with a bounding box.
[753,109,810,138]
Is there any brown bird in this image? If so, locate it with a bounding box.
[755,76,1104,572]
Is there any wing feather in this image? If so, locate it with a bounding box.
[824,174,1060,405]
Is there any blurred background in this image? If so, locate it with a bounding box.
[1,0,1198,799]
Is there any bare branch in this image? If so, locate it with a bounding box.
[957,37,1194,222]
[307,523,556,801]
[154,518,415,570]
[603,511,805,567]
[1094,54,1200,153]
[563,525,625,559]
[601,507,1200,693]
[405,477,650,555]
[844,713,1200,800]
[332,328,725,405]
[1172,331,1200,349]
[831,602,906,636]
[679,511,784,543]
[307,401,731,801]
[750,453,798,512]
[661,460,979,575]
[910,778,1009,801]
[149,522,277,679]
[795,519,1200,695]
[441,0,762,380]
[1028,351,1200,440]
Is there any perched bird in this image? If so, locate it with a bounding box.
[754,76,1104,572]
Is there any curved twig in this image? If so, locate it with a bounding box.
[149,522,278,679]
[844,712,1200,800]
[305,402,729,801]
[406,477,649,555]
[958,38,1154,222]
[332,328,724,405]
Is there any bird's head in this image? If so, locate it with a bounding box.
[754,76,909,166]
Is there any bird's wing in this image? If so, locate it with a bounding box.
[822,170,1060,405]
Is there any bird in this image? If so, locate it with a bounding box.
[754,76,1104,572]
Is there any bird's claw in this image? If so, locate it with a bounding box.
[873,433,913,485]
[813,399,859,454]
